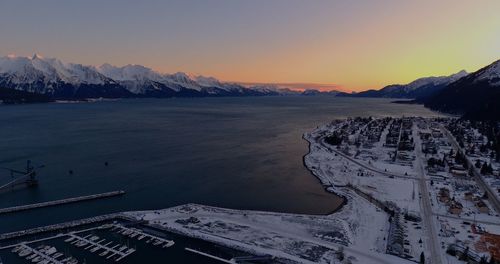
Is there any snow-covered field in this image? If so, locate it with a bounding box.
[125,203,407,264]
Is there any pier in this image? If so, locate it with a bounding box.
[65,233,136,262]
[0,190,125,215]
[112,224,175,248]
[0,213,135,242]
[15,244,65,264]
[185,247,235,263]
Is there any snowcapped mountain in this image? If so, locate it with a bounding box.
[339,70,468,99]
[0,54,129,98]
[403,70,468,92]
[0,54,284,99]
[473,59,500,86]
[423,59,500,120]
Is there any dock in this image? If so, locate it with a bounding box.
[111,224,175,248]
[0,213,135,242]
[0,190,125,215]
[65,233,136,262]
[14,244,65,264]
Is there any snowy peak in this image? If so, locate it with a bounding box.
[96,63,161,81]
[340,70,470,99]
[423,59,500,120]
[404,70,468,91]
[473,59,500,86]
[0,54,112,85]
[0,54,308,98]
[32,53,44,60]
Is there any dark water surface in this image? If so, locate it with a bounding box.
[0,97,440,233]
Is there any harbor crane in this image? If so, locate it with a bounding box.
[0,160,44,192]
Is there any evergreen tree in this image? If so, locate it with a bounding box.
[420,252,425,264]
[481,163,489,175]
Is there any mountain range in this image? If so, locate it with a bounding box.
[337,59,500,120]
[422,59,500,120]
[337,70,469,99]
[1,54,499,120]
[0,54,300,99]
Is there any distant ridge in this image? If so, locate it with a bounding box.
[422,59,500,120]
[337,70,468,99]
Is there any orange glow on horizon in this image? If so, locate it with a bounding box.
[1,1,499,92]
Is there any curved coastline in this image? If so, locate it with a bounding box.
[302,133,348,215]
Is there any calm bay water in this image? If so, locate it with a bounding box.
[0,97,440,233]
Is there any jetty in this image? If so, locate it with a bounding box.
[0,190,125,215]
[185,248,235,263]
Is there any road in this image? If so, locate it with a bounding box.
[414,128,442,264]
[320,129,441,263]
[441,127,500,214]
[433,212,500,226]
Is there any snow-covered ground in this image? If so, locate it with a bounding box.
[122,117,498,264]
[125,203,408,264]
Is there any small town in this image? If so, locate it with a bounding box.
[305,116,500,263]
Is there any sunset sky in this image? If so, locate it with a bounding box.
[1,0,499,92]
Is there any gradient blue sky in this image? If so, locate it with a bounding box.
[1,0,499,91]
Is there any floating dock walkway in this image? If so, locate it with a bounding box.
[0,190,125,215]
[65,233,135,262]
[14,244,66,264]
[111,224,175,248]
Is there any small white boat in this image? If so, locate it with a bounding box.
[98,224,112,229]
[19,249,32,257]
[163,240,175,248]
[118,246,127,251]
[76,241,88,247]
[66,257,79,264]
[52,252,63,259]
[26,253,37,260]
[64,237,76,243]
[11,246,22,253]
[93,246,102,253]
[137,235,145,240]
[31,256,41,262]
[60,256,72,262]
[99,250,109,257]
[153,240,162,246]
[45,247,57,256]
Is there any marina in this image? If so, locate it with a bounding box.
[111,225,174,248]
[12,244,75,264]
[0,216,250,264]
[65,233,136,262]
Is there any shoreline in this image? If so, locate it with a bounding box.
[302,133,348,215]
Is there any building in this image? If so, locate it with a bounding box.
[464,192,474,201]
[475,201,489,214]
[438,188,450,203]
[449,201,463,215]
